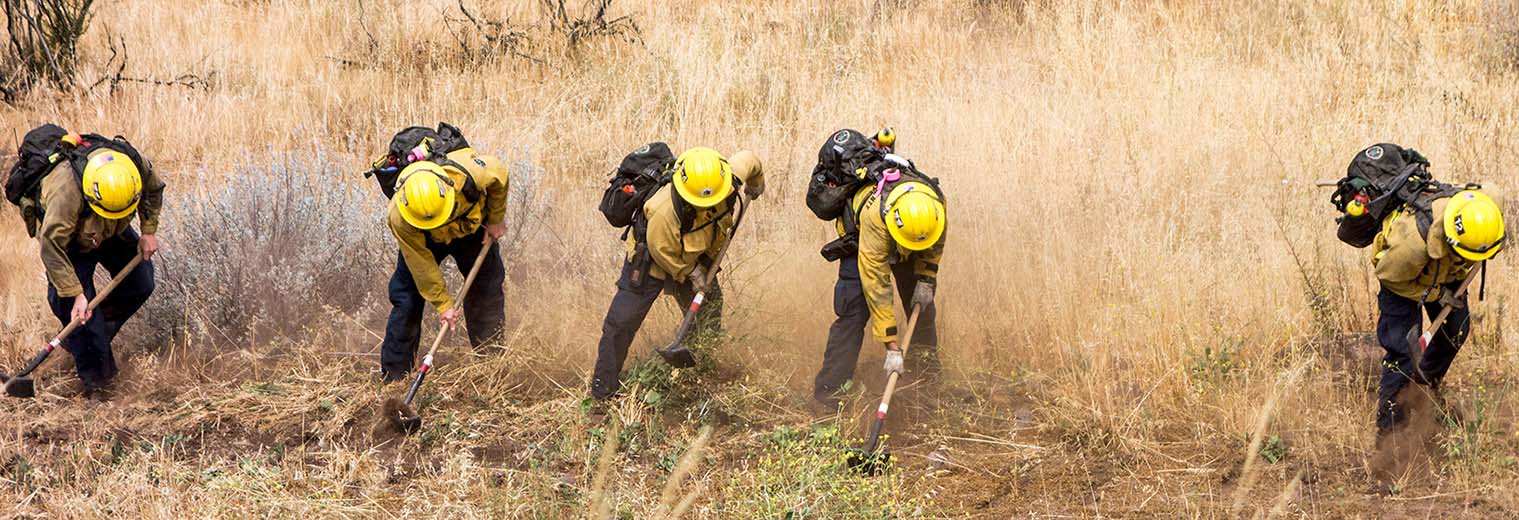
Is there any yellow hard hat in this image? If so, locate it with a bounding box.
[80,150,142,220]
[884,182,945,251]
[1443,190,1505,261]
[395,161,457,230]
[672,147,733,208]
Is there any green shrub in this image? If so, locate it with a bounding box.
[723,424,930,518]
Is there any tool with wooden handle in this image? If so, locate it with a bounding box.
[656,193,750,369]
[2,254,145,398]
[385,241,495,434]
[847,304,923,474]
[1406,262,1483,383]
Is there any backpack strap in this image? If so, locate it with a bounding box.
[433,156,483,204]
[1411,182,1472,239]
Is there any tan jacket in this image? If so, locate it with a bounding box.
[855,185,945,344]
[388,148,510,312]
[1371,197,1475,302]
[624,150,763,282]
[38,149,166,297]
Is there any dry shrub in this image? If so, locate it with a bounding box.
[330,0,638,72]
[1,0,95,98]
[137,152,393,347]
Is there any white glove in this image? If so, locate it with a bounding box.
[883,350,904,374]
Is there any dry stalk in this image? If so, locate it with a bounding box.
[1262,468,1306,520]
[1230,357,1314,516]
[654,425,713,518]
[586,414,623,519]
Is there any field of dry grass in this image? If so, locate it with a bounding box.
[3,0,1519,517]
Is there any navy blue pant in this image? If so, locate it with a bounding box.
[1375,284,1468,433]
[45,229,155,390]
[380,229,506,380]
[589,260,723,400]
[812,255,937,404]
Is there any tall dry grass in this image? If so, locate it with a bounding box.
[1,0,1518,516]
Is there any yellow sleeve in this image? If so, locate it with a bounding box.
[136,157,167,234]
[858,199,898,344]
[37,166,84,297]
[1373,213,1429,286]
[479,154,509,226]
[729,150,764,199]
[389,204,453,312]
[644,192,692,282]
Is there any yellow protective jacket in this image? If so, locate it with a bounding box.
[1371,197,1476,302]
[854,184,945,344]
[38,149,167,298]
[625,150,763,282]
[388,148,510,312]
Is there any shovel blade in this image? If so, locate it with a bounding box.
[657,345,697,369]
[846,449,892,475]
[383,397,423,434]
[3,374,36,398]
[1405,328,1429,384]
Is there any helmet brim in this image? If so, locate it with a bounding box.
[1452,241,1501,262]
[88,200,138,220]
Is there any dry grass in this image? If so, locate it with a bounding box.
[2,0,1519,517]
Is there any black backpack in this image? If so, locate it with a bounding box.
[5,125,150,237]
[1330,143,1443,248]
[599,142,676,229]
[819,152,946,261]
[806,129,886,221]
[364,122,473,199]
[6,124,73,207]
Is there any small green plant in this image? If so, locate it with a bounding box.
[1187,343,1239,384]
[245,382,286,396]
[1259,435,1287,464]
[1441,376,1496,463]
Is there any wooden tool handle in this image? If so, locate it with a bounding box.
[16,254,146,378]
[419,240,496,361]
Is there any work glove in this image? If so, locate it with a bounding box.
[912,278,935,310]
[689,265,710,293]
[745,183,763,200]
[1438,289,1468,310]
[883,349,905,374]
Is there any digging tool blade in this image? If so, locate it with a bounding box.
[1405,327,1429,384]
[384,396,422,434]
[656,344,697,369]
[386,356,433,435]
[658,289,706,369]
[846,414,893,475]
[2,373,36,398]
